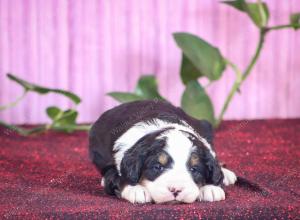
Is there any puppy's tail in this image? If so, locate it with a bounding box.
[235,176,269,196]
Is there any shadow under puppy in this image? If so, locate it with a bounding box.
[89,100,237,204]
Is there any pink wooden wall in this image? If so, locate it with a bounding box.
[0,0,299,124]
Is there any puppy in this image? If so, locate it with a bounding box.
[89,100,237,204]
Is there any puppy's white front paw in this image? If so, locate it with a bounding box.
[121,185,152,204]
[198,185,225,202]
[222,168,237,186]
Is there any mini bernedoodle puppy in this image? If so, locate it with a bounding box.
[89,100,237,204]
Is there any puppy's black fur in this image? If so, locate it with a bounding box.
[188,135,224,185]
[120,127,172,185]
[142,151,174,181]
[89,100,222,196]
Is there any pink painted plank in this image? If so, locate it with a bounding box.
[0,0,299,124]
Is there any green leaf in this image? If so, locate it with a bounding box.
[46,89,81,104]
[223,0,269,28]
[107,92,145,103]
[173,32,226,82]
[46,106,78,132]
[290,13,300,30]
[53,109,78,132]
[46,106,62,120]
[7,73,81,104]
[222,0,245,11]
[181,80,215,125]
[247,3,269,28]
[180,53,203,85]
[108,75,165,104]
[55,110,78,125]
[135,75,165,100]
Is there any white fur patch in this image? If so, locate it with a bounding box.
[121,184,152,204]
[198,185,225,202]
[222,168,237,186]
[141,129,200,203]
[113,119,215,172]
[142,172,200,204]
[164,129,193,170]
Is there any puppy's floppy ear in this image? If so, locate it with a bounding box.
[120,128,170,185]
[204,151,224,185]
[199,120,214,145]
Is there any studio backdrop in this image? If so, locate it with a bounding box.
[0,0,299,124]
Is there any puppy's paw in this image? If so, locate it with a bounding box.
[222,168,237,186]
[121,184,152,204]
[198,185,225,202]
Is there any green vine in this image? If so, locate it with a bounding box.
[108,0,300,127]
[216,28,266,126]
[0,74,90,136]
[0,90,28,111]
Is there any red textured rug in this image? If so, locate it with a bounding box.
[0,119,299,219]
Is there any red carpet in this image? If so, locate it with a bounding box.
[0,119,299,219]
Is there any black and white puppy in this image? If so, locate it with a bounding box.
[89,100,237,204]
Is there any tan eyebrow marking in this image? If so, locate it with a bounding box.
[190,153,200,166]
[158,152,168,165]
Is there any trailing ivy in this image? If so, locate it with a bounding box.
[0,74,90,135]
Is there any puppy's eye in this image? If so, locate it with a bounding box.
[190,167,199,173]
[152,163,164,172]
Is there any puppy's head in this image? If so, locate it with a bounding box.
[120,124,223,204]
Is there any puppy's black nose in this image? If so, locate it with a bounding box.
[168,187,182,197]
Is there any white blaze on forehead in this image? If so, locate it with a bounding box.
[113,118,215,172]
[164,129,193,169]
[180,120,215,158]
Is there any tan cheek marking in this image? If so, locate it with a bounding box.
[158,153,168,165]
[190,154,200,166]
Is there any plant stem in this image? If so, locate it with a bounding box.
[0,120,27,136]
[215,81,241,127]
[0,120,90,136]
[224,59,243,79]
[216,30,266,127]
[0,120,44,136]
[267,24,300,31]
[73,124,91,131]
[216,19,299,127]
[0,90,28,111]
[52,124,91,131]
[242,30,266,82]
